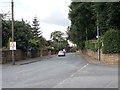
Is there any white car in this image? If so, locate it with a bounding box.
[58,51,65,56]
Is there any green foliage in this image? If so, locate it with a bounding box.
[52,40,68,51]
[32,16,42,39]
[69,47,78,52]
[68,2,96,49]
[7,38,12,49]
[14,20,33,50]
[68,2,120,51]
[2,20,11,47]
[2,16,46,50]
[50,31,64,42]
[50,31,69,51]
[78,41,85,50]
[102,29,120,54]
[85,40,98,52]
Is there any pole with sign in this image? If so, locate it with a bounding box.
[10,42,16,50]
[11,0,15,65]
[97,26,100,61]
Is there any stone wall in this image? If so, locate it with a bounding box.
[2,50,26,64]
[101,53,120,64]
[1,50,57,64]
[85,49,120,65]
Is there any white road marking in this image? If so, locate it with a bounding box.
[70,63,89,77]
[54,63,89,88]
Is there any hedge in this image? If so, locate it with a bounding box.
[102,29,120,54]
[85,40,98,52]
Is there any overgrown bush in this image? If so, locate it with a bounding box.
[85,40,98,52]
[69,47,78,52]
[78,41,85,50]
[102,29,120,54]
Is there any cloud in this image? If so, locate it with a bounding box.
[41,23,68,40]
[40,8,71,26]
[1,0,71,40]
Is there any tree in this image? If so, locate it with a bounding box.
[68,2,96,49]
[2,14,47,51]
[106,2,120,29]
[68,2,120,50]
[14,20,33,50]
[92,2,120,35]
[50,31,69,51]
[2,20,11,48]
[102,29,120,54]
[50,31,64,42]
[32,16,42,39]
[2,18,34,50]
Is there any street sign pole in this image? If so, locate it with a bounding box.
[11,0,15,65]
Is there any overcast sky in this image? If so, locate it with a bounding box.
[1,0,71,40]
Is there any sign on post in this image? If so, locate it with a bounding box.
[89,40,98,43]
[10,42,16,50]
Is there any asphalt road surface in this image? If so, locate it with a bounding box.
[2,53,118,88]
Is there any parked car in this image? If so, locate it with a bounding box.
[58,50,65,56]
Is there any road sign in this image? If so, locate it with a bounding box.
[89,40,98,43]
[10,42,16,50]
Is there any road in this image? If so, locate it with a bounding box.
[2,53,118,88]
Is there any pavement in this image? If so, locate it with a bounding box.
[4,55,54,66]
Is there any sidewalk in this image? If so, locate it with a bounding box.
[2,55,55,66]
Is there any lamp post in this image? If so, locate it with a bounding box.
[11,0,15,65]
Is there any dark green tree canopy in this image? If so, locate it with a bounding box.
[68,2,120,50]
[2,15,47,50]
[32,16,42,39]
[50,31,65,42]
[50,31,69,51]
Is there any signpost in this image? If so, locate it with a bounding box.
[11,0,15,65]
[89,40,98,43]
[10,42,16,50]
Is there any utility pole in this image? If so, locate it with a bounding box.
[11,0,15,65]
[97,26,100,61]
[86,28,88,41]
[96,13,100,61]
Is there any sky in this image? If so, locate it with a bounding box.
[0,0,71,40]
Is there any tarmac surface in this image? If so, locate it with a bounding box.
[1,52,119,88]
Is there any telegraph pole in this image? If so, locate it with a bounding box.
[86,28,88,41]
[96,13,100,61]
[97,26,100,61]
[11,0,15,65]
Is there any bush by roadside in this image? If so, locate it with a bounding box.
[102,29,120,54]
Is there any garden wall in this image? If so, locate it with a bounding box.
[1,50,57,64]
[81,49,120,65]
